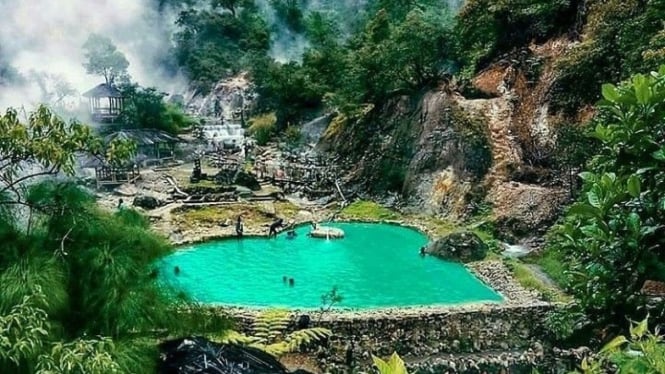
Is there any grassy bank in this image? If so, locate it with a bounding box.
[504,258,570,303]
[173,201,301,230]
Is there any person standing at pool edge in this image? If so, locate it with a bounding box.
[236,215,244,238]
[268,218,284,238]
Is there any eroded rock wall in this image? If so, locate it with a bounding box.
[324,38,577,239]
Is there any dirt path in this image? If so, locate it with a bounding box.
[525,263,559,289]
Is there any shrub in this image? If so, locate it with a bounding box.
[284,125,302,148]
[547,66,665,327]
[248,112,277,145]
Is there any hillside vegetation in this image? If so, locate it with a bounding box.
[1,0,665,372]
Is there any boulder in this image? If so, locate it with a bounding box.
[425,231,487,263]
[158,337,313,374]
[132,195,162,210]
[233,171,261,191]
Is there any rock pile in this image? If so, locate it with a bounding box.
[468,261,543,305]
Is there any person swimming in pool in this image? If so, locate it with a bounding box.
[285,220,297,239]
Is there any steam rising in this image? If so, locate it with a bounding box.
[260,0,465,63]
[0,0,183,112]
[0,0,469,111]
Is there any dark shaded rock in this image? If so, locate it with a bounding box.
[132,195,161,210]
[425,231,488,263]
[158,337,314,374]
[214,170,261,191]
[296,314,311,329]
[234,171,261,191]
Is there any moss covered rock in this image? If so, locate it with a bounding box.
[425,231,488,263]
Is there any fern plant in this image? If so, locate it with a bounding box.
[220,309,332,356]
[372,352,408,374]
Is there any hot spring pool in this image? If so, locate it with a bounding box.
[158,222,502,309]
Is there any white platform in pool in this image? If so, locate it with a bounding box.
[310,226,345,239]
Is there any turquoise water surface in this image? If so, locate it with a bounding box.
[158,222,502,309]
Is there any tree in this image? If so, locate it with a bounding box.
[0,105,232,372]
[548,66,665,328]
[391,8,453,88]
[118,84,195,134]
[211,0,248,17]
[174,7,269,93]
[82,33,130,85]
[0,105,133,207]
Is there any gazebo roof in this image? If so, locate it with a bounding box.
[82,83,123,98]
[103,129,180,146]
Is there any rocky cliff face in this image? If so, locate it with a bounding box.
[323,38,577,239]
[183,72,256,124]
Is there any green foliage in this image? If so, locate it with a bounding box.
[576,317,665,374]
[0,182,232,373]
[0,77,230,374]
[543,304,588,342]
[553,124,599,196]
[221,309,332,357]
[118,84,195,134]
[82,33,130,85]
[547,66,665,327]
[284,125,302,148]
[35,337,122,374]
[504,259,568,303]
[372,352,408,374]
[454,0,574,76]
[251,58,327,129]
[527,249,568,289]
[0,106,132,202]
[248,2,455,127]
[0,289,50,372]
[340,200,399,221]
[248,112,277,145]
[270,0,305,32]
[174,4,270,93]
[550,0,665,114]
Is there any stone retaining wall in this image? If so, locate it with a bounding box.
[233,303,553,372]
[226,260,555,372]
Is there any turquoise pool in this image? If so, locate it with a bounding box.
[158,222,502,309]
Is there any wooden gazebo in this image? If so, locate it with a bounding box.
[82,83,123,122]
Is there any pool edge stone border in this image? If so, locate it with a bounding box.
[167,216,554,372]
